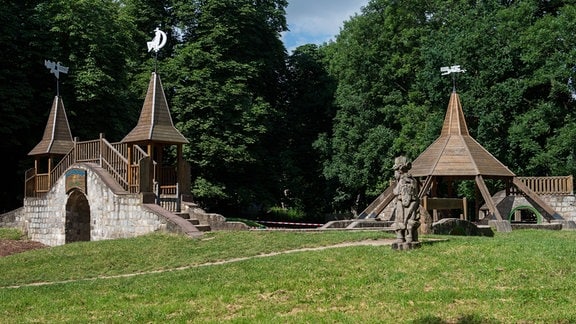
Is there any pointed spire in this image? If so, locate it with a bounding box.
[440,91,469,136]
[28,96,74,156]
[122,72,188,144]
[410,91,515,177]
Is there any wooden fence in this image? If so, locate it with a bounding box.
[513,176,573,196]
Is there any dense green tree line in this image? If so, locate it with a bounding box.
[1,0,575,220]
[319,0,576,214]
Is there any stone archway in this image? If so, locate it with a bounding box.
[65,190,91,243]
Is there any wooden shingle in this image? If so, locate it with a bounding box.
[28,96,74,156]
[410,91,515,178]
[122,72,188,144]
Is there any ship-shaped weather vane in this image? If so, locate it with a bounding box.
[147,27,167,72]
[440,65,466,92]
[44,60,68,96]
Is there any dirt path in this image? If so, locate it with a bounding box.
[1,239,396,289]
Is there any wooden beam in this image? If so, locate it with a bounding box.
[418,176,433,199]
[475,175,503,221]
[357,184,395,219]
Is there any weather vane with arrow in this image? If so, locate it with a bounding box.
[440,65,466,92]
[44,60,68,96]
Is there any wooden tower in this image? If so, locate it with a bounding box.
[27,95,74,194]
[122,72,190,195]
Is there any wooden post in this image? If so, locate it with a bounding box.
[48,157,52,187]
[127,144,132,192]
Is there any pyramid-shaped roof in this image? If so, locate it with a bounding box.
[410,91,515,178]
[28,96,74,156]
[122,72,188,144]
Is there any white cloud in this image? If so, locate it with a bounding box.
[283,0,368,52]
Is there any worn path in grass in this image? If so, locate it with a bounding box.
[1,238,401,289]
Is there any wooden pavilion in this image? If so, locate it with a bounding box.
[359,90,563,224]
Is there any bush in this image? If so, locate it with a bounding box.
[266,207,306,222]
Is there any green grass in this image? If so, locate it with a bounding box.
[1,229,575,323]
[0,228,23,240]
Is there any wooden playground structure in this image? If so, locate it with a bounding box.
[358,91,574,228]
[25,72,191,212]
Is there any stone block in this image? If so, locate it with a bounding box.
[488,220,512,232]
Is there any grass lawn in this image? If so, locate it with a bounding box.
[0,228,575,323]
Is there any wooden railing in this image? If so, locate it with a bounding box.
[51,148,75,187]
[24,135,183,211]
[26,136,144,196]
[100,140,129,190]
[513,176,573,195]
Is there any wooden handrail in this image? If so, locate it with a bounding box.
[25,136,151,196]
[100,139,129,190]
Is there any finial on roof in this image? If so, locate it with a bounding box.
[440,65,466,92]
[147,27,167,72]
[44,60,68,96]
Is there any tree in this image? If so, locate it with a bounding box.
[280,44,337,218]
[35,0,141,141]
[321,0,576,213]
[164,0,288,214]
[319,0,434,213]
[0,0,47,211]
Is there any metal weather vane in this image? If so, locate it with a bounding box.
[147,27,167,72]
[44,60,69,96]
[440,65,466,92]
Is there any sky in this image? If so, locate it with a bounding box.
[282,0,369,53]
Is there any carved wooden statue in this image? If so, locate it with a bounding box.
[391,156,421,249]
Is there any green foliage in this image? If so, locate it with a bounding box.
[163,0,288,214]
[0,229,23,240]
[4,0,576,219]
[321,0,576,212]
[35,0,142,141]
[266,206,306,221]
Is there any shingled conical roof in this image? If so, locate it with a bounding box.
[410,91,515,178]
[122,72,188,144]
[28,96,74,156]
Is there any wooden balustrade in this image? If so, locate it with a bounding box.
[75,139,101,163]
[24,168,36,197]
[50,151,75,187]
[25,137,146,197]
[100,140,129,190]
[22,130,180,199]
[513,176,573,195]
[35,174,49,194]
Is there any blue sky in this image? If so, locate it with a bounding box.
[282,0,369,53]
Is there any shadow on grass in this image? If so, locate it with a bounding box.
[412,314,500,324]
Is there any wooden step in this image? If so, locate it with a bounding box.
[194,224,212,232]
[174,212,190,219]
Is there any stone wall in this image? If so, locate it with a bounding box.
[540,195,576,222]
[12,164,172,246]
